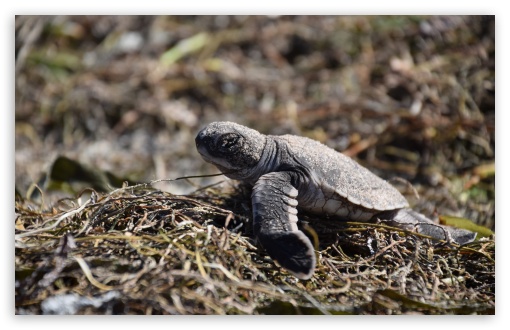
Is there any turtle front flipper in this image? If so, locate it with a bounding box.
[252,172,316,280]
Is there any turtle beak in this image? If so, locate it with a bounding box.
[195,129,213,161]
[196,144,208,159]
[195,130,206,152]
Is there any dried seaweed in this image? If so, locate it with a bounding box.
[15,183,494,315]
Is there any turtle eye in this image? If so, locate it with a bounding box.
[217,133,241,152]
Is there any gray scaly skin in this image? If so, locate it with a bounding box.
[195,122,477,280]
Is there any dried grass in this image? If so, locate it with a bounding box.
[15,182,494,315]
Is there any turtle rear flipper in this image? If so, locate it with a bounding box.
[379,209,477,245]
[252,172,316,280]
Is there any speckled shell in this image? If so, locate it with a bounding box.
[279,135,409,211]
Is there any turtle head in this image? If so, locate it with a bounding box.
[195,122,266,181]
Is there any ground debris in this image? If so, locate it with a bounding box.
[40,291,122,315]
[15,184,494,315]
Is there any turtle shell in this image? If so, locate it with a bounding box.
[280,134,409,211]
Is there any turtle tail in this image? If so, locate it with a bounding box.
[375,208,477,245]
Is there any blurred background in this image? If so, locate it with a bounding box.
[15,15,495,228]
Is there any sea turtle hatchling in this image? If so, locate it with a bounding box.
[195,121,477,279]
